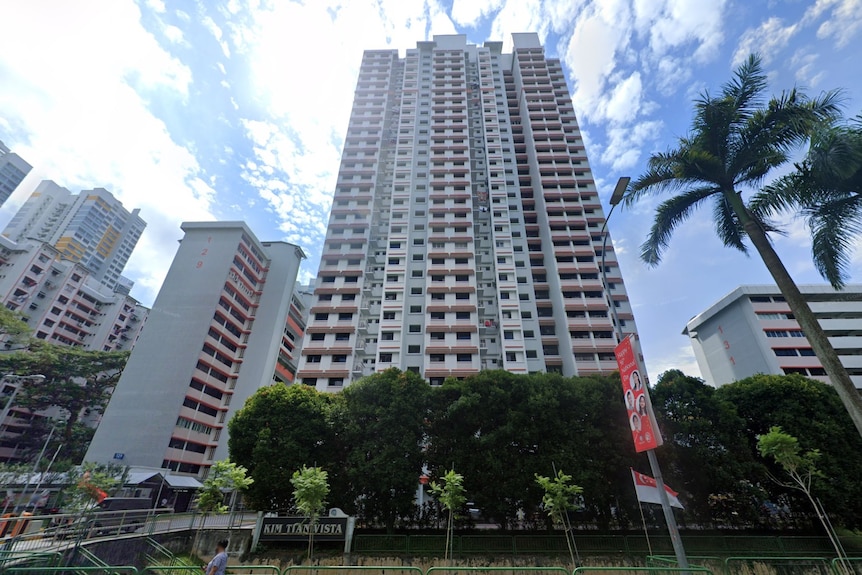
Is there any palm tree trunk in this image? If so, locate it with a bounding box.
[724,189,862,437]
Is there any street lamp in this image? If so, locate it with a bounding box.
[599,177,689,570]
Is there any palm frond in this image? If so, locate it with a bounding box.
[640,186,719,266]
[713,194,748,253]
[807,195,862,288]
[749,172,808,219]
[722,54,768,120]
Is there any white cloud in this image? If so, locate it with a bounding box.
[0,0,213,302]
[601,120,663,171]
[648,344,702,380]
[201,15,231,58]
[162,24,187,45]
[450,0,504,27]
[790,49,826,86]
[812,0,862,47]
[733,17,799,66]
[145,0,165,13]
[602,71,643,125]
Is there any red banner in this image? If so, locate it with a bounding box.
[615,334,662,452]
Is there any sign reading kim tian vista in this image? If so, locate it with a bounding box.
[259,517,348,542]
[614,334,663,453]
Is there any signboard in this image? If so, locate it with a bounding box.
[614,334,662,452]
[259,516,348,542]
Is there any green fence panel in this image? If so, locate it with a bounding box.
[574,567,714,575]
[680,537,729,555]
[283,566,424,575]
[5,567,139,574]
[407,535,451,555]
[460,536,516,554]
[779,538,836,556]
[352,535,410,554]
[143,566,280,575]
[513,535,569,555]
[426,566,569,575]
[725,556,833,575]
[721,536,783,555]
[626,536,675,556]
[573,536,627,555]
[839,538,862,558]
[832,557,862,575]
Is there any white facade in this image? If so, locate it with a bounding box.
[0,141,32,208]
[86,222,306,477]
[297,34,637,389]
[3,181,145,292]
[683,284,862,388]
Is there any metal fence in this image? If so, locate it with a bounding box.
[351,535,862,558]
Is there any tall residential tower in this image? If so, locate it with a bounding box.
[297,34,637,389]
[3,181,145,292]
[86,222,307,476]
[0,141,32,208]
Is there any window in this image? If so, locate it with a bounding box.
[408,345,420,354]
[307,355,322,363]
[338,312,353,321]
[456,353,472,362]
[329,378,344,387]
[455,311,470,320]
[504,331,514,340]
[505,352,517,362]
[335,333,350,341]
[311,333,325,341]
[774,349,797,357]
[379,353,393,362]
[799,348,816,356]
[314,313,329,321]
[332,355,347,363]
[526,349,538,359]
[409,324,421,333]
[410,305,422,313]
[430,312,445,320]
[411,287,423,294]
[430,354,445,362]
[383,311,396,320]
[456,332,471,340]
[381,331,395,341]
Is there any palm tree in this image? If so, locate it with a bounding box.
[751,117,862,288]
[623,54,862,437]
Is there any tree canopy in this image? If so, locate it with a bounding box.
[228,369,862,530]
[0,341,129,463]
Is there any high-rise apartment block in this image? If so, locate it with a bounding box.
[86,222,306,476]
[684,284,862,388]
[0,235,148,461]
[0,141,32,208]
[297,34,637,389]
[3,180,145,292]
[0,235,147,351]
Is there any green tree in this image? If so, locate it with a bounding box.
[196,459,253,514]
[622,54,862,437]
[758,427,848,571]
[0,306,31,346]
[291,465,330,561]
[228,384,335,510]
[62,462,128,511]
[752,117,862,287]
[717,374,862,528]
[0,342,129,463]
[427,371,637,529]
[535,470,583,568]
[651,370,766,525]
[339,369,429,531]
[430,468,465,562]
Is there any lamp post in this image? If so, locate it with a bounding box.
[600,177,689,569]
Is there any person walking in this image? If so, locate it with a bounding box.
[204,540,229,575]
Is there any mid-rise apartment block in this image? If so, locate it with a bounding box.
[0,141,32,208]
[0,236,148,461]
[3,181,145,292]
[86,222,306,476]
[296,33,637,389]
[684,284,862,388]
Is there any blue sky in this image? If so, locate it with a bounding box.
[1,0,861,378]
